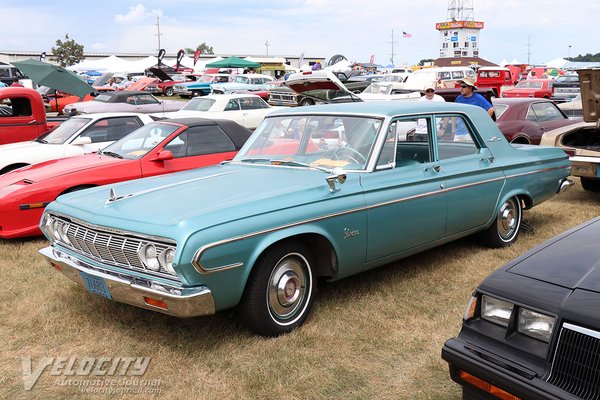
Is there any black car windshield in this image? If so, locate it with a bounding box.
[235,115,382,171]
[38,118,91,144]
[101,122,179,160]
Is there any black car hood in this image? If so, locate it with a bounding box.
[507,217,600,293]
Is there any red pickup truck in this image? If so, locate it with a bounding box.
[475,67,515,97]
[0,87,63,144]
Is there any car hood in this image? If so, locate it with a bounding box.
[577,69,600,123]
[284,70,363,104]
[0,140,56,167]
[48,163,356,238]
[2,153,123,183]
[507,217,600,292]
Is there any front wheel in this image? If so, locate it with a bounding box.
[240,241,315,336]
[299,98,315,106]
[479,197,522,248]
[164,87,174,97]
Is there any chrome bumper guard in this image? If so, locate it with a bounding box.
[558,178,574,193]
[40,246,215,318]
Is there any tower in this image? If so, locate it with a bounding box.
[436,0,484,59]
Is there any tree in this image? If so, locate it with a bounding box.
[567,52,600,62]
[51,34,85,67]
[185,42,214,55]
[418,58,434,67]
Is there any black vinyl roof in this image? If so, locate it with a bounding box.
[158,117,252,149]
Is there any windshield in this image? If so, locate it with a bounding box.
[180,98,216,111]
[40,118,91,144]
[234,115,382,171]
[101,122,179,160]
[94,94,113,102]
[362,83,393,95]
[516,81,543,89]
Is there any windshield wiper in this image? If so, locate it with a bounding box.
[270,160,332,173]
[238,158,272,163]
[99,150,123,159]
[35,138,48,144]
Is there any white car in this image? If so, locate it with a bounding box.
[0,113,154,174]
[358,81,422,101]
[159,94,283,130]
[210,74,274,94]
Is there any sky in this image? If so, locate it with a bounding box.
[2,0,598,67]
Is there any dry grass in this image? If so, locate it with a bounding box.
[1,181,599,399]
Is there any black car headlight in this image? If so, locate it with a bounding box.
[517,308,555,342]
[481,295,513,327]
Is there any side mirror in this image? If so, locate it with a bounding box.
[71,136,92,145]
[149,150,173,162]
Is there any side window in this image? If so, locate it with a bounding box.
[224,99,240,111]
[6,97,32,117]
[435,116,479,160]
[168,126,235,158]
[80,117,142,143]
[525,106,538,122]
[531,102,563,122]
[376,118,431,169]
[451,71,464,79]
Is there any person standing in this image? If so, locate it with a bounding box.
[455,78,494,118]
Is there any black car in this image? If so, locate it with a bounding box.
[443,216,600,400]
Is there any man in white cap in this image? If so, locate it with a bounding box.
[455,77,494,118]
[419,85,445,102]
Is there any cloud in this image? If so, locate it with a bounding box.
[114,4,164,24]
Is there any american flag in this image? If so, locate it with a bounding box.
[402,31,412,38]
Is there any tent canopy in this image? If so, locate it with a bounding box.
[205,56,260,69]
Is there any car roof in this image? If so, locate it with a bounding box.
[155,117,252,149]
[269,100,488,118]
[492,97,554,105]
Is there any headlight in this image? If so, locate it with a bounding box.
[518,308,555,342]
[43,215,58,242]
[481,295,514,327]
[140,244,160,271]
[58,222,71,245]
[160,248,176,275]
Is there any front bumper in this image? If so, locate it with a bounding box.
[40,246,215,318]
[442,338,573,400]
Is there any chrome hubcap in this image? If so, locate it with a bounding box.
[268,256,307,321]
[498,199,519,240]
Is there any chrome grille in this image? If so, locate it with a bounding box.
[269,92,295,102]
[51,216,178,281]
[548,323,600,400]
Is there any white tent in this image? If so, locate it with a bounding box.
[325,60,352,72]
[68,55,133,73]
[193,57,224,73]
[544,58,568,69]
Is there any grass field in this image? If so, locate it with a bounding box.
[1,180,599,399]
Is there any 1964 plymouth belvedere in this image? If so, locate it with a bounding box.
[39,101,572,336]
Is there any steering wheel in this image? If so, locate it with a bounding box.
[334,146,367,165]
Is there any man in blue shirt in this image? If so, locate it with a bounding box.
[455,77,494,118]
[454,77,495,140]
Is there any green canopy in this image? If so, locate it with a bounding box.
[205,56,260,69]
[12,58,95,97]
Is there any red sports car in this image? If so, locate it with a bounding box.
[501,78,554,99]
[0,118,251,238]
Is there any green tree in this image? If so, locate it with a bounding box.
[567,52,600,62]
[185,42,214,55]
[51,34,85,67]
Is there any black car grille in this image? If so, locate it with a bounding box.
[547,323,600,399]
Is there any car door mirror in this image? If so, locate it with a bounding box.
[72,137,92,145]
[149,150,173,162]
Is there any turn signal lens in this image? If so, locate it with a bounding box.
[464,295,478,321]
[144,297,168,310]
[458,370,521,400]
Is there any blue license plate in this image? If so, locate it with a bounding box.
[80,271,112,299]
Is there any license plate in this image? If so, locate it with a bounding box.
[80,271,112,299]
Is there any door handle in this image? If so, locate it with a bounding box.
[433,165,441,173]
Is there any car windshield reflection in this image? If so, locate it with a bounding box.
[234,115,382,171]
[101,122,179,160]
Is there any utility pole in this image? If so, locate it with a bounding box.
[568,45,572,58]
[265,40,270,56]
[389,30,396,66]
[155,16,163,52]
[526,35,532,65]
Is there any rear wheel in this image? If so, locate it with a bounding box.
[581,177,600,192]
[240,241,316,336]
[164,87,174,97]
[299,98,315,106]
[479,197,522,248]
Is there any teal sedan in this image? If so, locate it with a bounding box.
[39,102,572,336]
